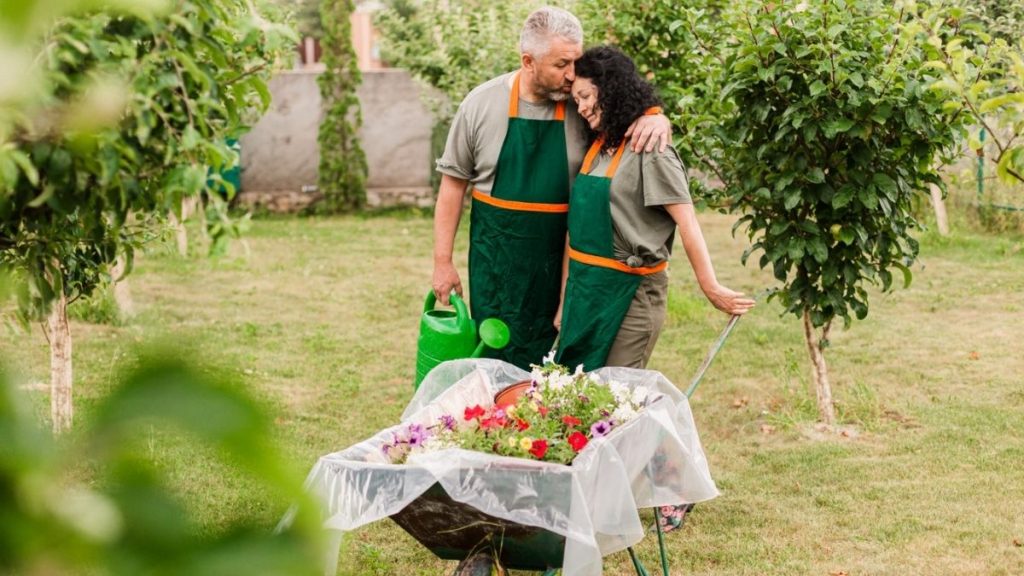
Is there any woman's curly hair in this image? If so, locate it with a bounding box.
[575,45,662,152]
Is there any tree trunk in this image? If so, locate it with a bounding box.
[169,209,188,256]
[929,183,949,236]
[111,255,134,319]
[48,290,73,434]
[802,308,835,426]
[169,196,203,256]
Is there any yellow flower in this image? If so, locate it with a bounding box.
[519,437,534,451]
[505,405,517,417]
[508,437,519,448]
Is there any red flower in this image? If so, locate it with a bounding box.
[515,418,530,431]
[464,405,485,421]
[529,439,549,459]
[567,431,588,452]
[561,415,581,427]
[537,405,549,417]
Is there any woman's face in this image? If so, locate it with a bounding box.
[571,77,601,131]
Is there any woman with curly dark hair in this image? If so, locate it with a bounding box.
[554,45,754,373]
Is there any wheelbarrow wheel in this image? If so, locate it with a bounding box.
[452,549,508,576]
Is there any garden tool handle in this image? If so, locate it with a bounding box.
[685,314,741,399]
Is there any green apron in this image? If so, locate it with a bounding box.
[469,72,569,370]
[556,139,667,372]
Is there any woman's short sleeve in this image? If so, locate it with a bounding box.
[641,146,692,207]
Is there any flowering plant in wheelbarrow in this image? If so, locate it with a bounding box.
[381,359,654,465]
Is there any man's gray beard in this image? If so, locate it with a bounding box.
[546,90,570,102]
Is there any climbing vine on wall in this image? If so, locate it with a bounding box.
[317,0,367,212]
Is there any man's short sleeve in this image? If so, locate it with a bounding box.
[436,101,476,181]
[642,147,692,207]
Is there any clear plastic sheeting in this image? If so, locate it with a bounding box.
[301,359,718,576]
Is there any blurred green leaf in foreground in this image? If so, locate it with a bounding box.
[0,349,325,576]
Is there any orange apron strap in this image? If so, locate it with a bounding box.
[472,189,569,213]
[509,71,566,121]
[580,138,626,177]
[605,143,626,178]
[509,72,520,118]
[581,137,604,173]
[567,246,668,275]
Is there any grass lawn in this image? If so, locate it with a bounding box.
[3,208,1023,575]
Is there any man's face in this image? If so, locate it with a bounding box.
[526,36,583,102]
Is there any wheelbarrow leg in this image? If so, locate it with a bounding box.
[627,546,651,576]
[654,507,670,576]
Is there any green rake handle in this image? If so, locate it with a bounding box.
[684,314,741,399]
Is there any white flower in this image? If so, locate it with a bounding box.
[530,367,545,383]
[608,380,631,403]
[417,434,458,454]
[612,404,638,423]
[631,386,651,407]
[542,350,557,365]
[573,364,585,377]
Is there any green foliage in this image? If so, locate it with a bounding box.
[66,282,124,325]
[706,0,963,328]
[575,0,731,179]
[921,3,1024,186]
[374,0,556,120]
[0,0,295,322]
[957,0,1024,41]
[270,0,322,37]
[316,0,368,213]
[0,352,324,574]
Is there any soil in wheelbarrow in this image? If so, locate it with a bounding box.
[390,482,566,571]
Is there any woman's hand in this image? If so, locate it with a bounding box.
[553,303,563,331]
[704,284,756,316]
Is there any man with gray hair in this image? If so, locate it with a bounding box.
[432,6,670,371]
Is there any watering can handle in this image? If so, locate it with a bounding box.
[423,290,470,318]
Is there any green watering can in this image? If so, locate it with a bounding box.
[414,291,510,389]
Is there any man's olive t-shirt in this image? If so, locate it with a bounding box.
[436,72,588,194]
[583,145,693,267]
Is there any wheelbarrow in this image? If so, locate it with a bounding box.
[392,315,742,576]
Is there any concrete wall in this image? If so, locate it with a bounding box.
[239,69,437,211]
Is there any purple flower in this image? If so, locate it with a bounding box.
[406,424,427,447]
[439,414,456,430]
[590,419,613,437]
[578,394,590,403]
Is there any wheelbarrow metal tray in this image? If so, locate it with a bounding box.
[390,482,565,570]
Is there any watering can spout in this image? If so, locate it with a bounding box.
[470,318,510,358]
